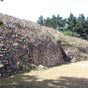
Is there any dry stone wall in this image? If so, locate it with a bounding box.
[0,13,68,78]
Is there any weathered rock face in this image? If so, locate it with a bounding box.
[0,13,68,78]
[61,36,88,63]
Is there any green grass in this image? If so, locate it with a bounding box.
[61,31,76,36]
[61,41,72,46]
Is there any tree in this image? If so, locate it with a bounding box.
[75,14,88,39]
[57,14,66,30]
[50,15,58,29]
[37,13,88,39]
[37,15,44,26]
[78,14,85,21]
[67,13,77,32]
[44,17,52,27]
[37,14,66,30]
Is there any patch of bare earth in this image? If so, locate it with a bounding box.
[0,61,88,88]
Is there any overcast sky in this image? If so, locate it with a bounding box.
[0,0,88,22]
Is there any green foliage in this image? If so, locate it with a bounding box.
[37,15,65,29]
[61,41,71,46]
[67,13,77,32]
[61,30,76,36]
[37,13,88,40]
[37,15,44,26]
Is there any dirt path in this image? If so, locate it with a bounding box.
[72,62,88,67]
[0,61,88,88]
[28,61,88,79]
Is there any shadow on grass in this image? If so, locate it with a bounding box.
[0,74,88,88]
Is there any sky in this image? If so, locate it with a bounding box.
[0,0,88,22]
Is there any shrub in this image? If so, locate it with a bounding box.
[61,30,76,36]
